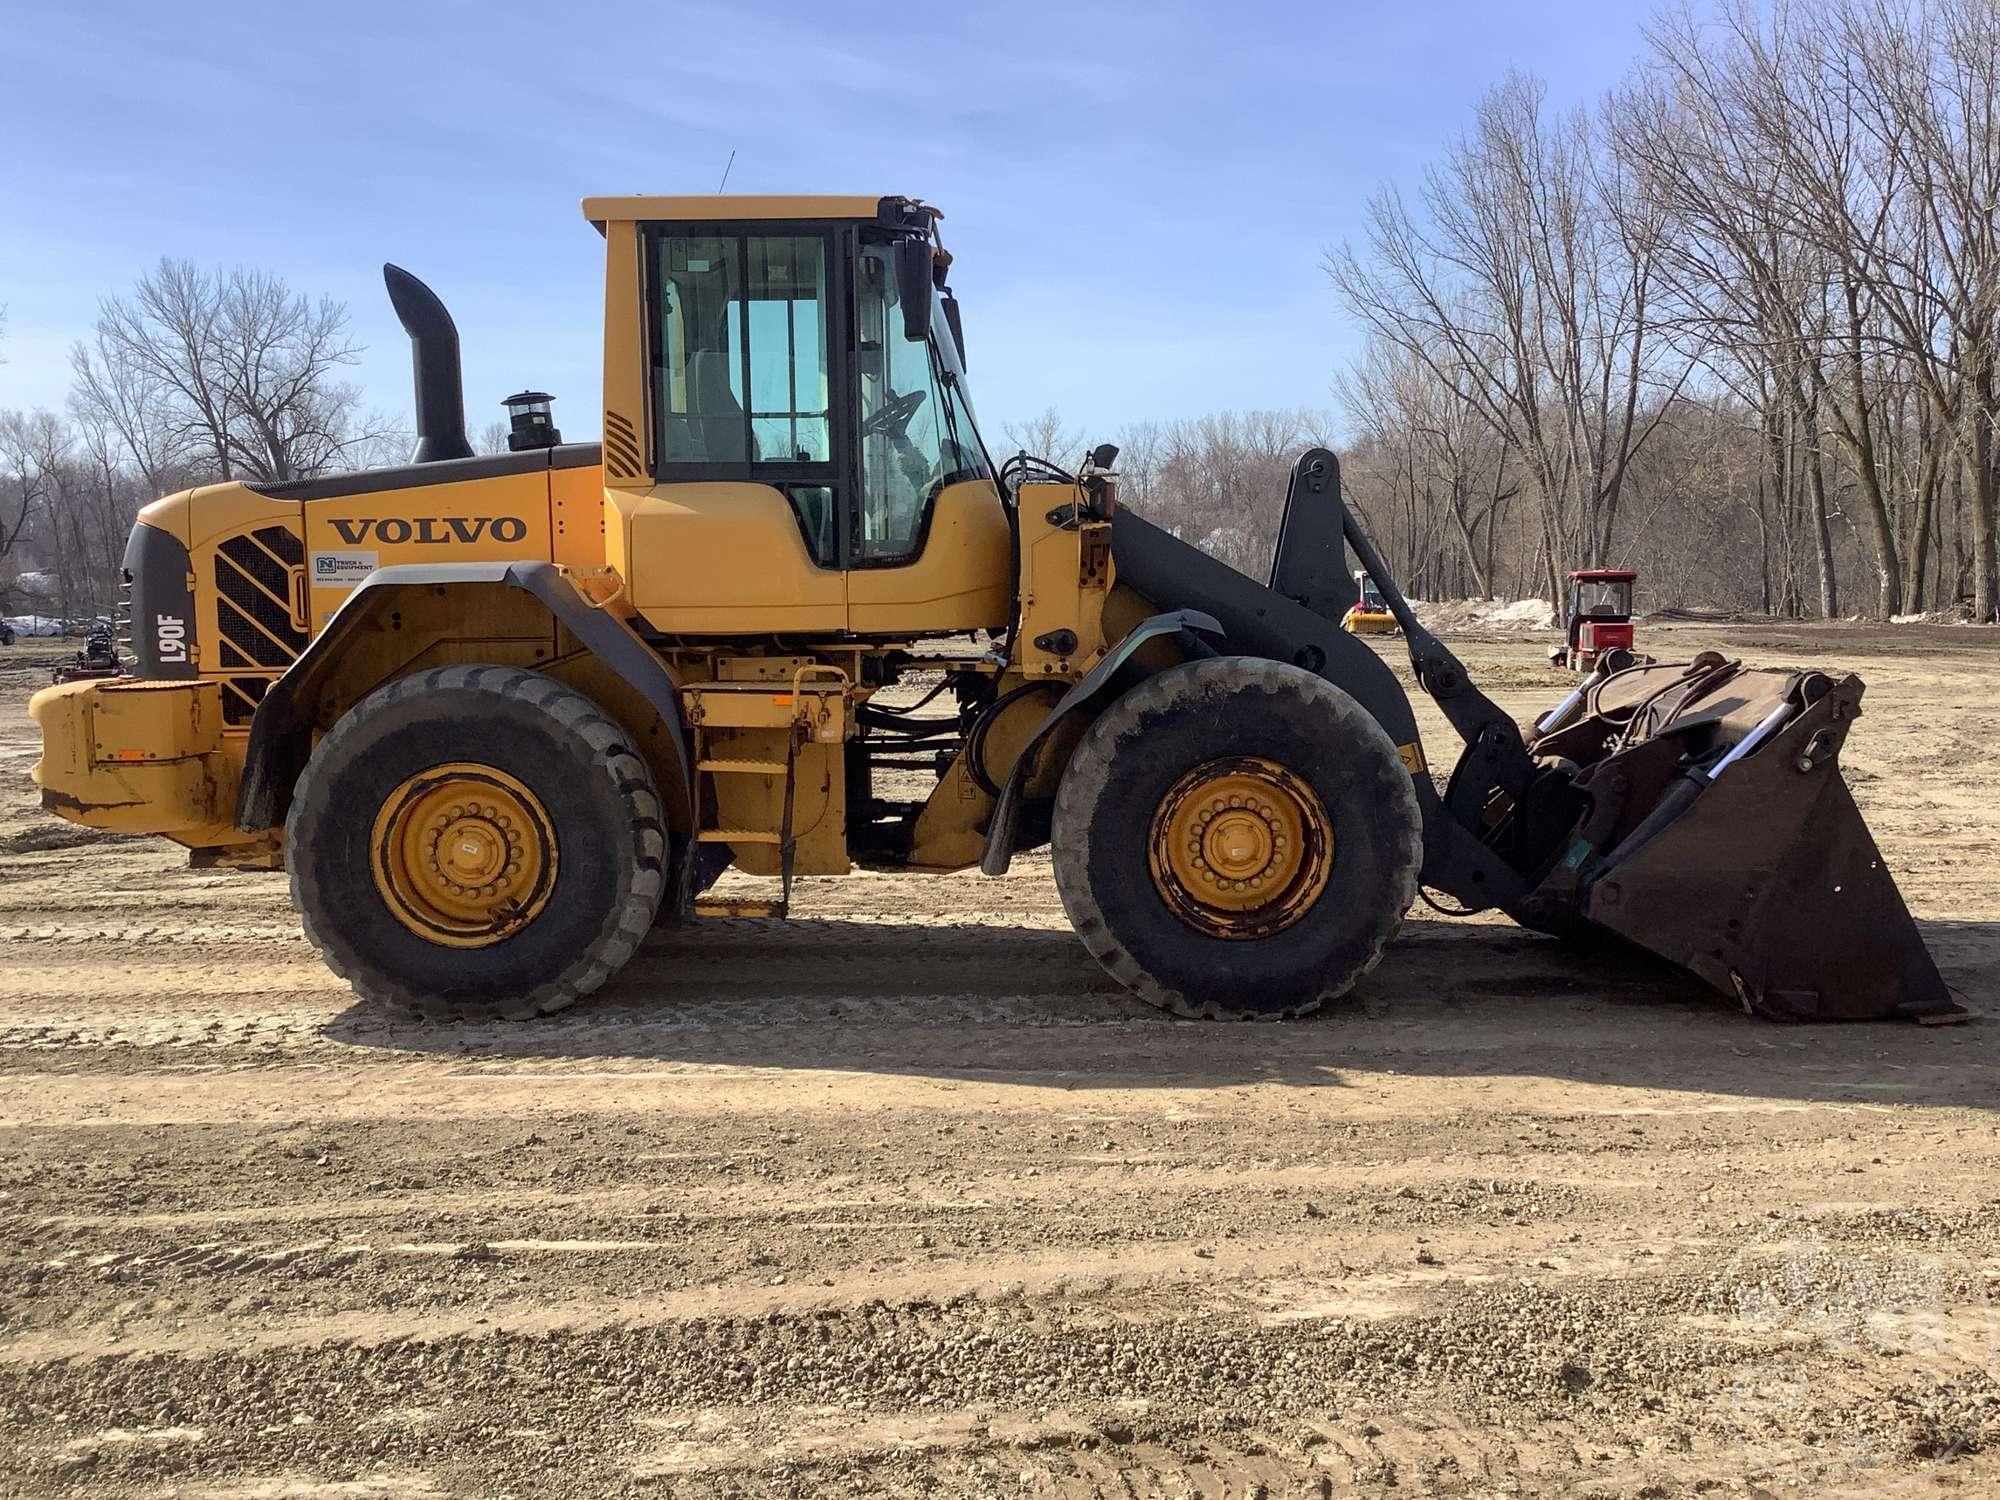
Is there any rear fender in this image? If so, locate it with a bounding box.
[234,561,694,836]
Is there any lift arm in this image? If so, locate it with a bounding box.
[1337,502,1540,817]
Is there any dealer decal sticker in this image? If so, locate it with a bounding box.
[310,550,379,588]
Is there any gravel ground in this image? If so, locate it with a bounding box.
[1,623,1996,1498]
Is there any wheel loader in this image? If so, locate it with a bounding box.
[1341,571,1398,635]
[28,194,1959,1025]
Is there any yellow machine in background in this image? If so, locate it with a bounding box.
[1341,570,1398,635]
[28,194,1958,1029]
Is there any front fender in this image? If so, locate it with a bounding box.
[978,609,1222,876]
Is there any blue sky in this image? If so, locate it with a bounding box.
[0,0,1649,449]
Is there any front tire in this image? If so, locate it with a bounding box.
[1051,656,1422,1020]
[286,665,667,1020]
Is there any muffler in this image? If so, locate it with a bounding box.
[383,264,473,464]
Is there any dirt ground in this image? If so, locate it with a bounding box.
[2,622,1997,1498]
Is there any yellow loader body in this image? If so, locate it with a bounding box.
[25,192,1952,1029]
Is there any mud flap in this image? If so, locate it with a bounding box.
[1580,678,1959,1022]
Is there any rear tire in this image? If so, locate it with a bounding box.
[1051,656,1421,1020]
[286,665,667,1020]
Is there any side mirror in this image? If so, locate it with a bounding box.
[894,238,933,342]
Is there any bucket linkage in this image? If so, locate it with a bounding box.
[1329,477,1957,1023]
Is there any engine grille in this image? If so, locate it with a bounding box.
[213,526,307,724]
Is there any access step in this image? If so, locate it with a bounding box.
[697,758,789,776]
[693,898,788,919]
[695,827,784,845]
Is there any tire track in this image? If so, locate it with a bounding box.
[6,624,2000,1496]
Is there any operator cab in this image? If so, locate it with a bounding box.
[1556,568,1637,672]
[588,195,1011,638]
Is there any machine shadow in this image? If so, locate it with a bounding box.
[322,913,1997,1108]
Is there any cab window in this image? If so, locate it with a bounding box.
[853,245,988,565]
[653,231,836,561]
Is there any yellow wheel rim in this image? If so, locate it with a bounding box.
[369,763,557,948]
[1146,756,1334,940]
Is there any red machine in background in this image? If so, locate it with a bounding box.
[1555,568,1638,672]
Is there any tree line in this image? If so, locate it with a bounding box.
[0,262,399,623]
[13,1,1999,630]
[1013,2,2000,621]
[1327,0,2000,621]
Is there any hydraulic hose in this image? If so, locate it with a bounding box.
[964,681,1064,798]
[1596,693,1799,870]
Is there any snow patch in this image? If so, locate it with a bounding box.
[1412,597,1557,632]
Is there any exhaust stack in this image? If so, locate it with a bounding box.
[383,264,473,464]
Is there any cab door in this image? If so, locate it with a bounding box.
[620,225,849,635]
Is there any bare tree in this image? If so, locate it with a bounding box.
[89,259,386,484]
[1313,4,2000,621]
[1329,72,1687,603]
[69,330,189,497]
[1000,406,1085,467]
[1834,0,2000,620]
[1614,0,2000,619]
[0,411,63,613]
[63,411,150,613]
[339,423,417,471]
[1114,410,1337,576]
[1336,336,1518,598]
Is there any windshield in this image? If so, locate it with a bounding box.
[854,245,992,564]
[1575,579,1631,617]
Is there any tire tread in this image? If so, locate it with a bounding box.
[286,665,667,1022]
[1050,656,1422,1021]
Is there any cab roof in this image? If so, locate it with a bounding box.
[580,194,932,227]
